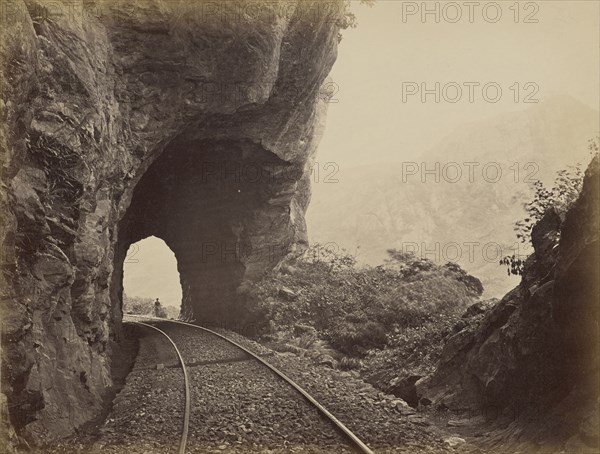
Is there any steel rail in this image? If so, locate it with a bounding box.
[124,314,375,454]
[131,321,191,454]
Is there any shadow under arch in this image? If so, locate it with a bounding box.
[110,138,301,331]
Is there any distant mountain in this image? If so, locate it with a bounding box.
[307,95,599,297]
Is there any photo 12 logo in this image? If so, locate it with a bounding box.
[400,241,526,264]
[400,161,540,184]
[401,82,540,104]
[400,2,540,24]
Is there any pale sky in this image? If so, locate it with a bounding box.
[123,236,181,307]
[318,0,600,166]
[123,0,600,305]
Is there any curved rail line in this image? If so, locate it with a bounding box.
[131,321,191,454]
[125,314,375,454]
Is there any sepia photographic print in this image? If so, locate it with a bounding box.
[1,0,599,453]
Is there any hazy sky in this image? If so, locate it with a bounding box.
[123,236,181,306]
[318,0,600,166]
[123,0,600,304]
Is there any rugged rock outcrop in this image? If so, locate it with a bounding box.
[0,0,343,444]
[417,156,599,450]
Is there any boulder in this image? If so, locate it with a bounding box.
[387,374,422,408]
[279,286,298,301]
[443,436,466,448]
[294,323,317,337]
[392,399,416,416]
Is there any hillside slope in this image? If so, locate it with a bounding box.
[307,96,599,296]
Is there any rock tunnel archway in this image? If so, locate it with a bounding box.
[1,0,342,442]
[112,139,304,326]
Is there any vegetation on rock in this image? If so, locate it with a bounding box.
[122,294,178,319]
[502,140,598,275]
[242,245,483,401]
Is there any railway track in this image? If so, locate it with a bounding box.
[125,315,375,454]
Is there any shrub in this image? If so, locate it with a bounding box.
[243,245,482,375]
[239,246,488,399]
[123,294,153,315]
[339,356,362,371]
[328,316,388,355]
[503,139,598,274]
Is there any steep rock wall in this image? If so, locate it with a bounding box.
[0,0,342,444]
[418,156,599,450]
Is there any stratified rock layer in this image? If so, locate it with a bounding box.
[0,0,342,443]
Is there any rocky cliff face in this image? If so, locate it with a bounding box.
[417,156,599,451]
[0,0,342,444]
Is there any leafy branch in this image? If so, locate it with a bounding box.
[501,137,599,275]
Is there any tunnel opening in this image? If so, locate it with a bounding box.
[112,138,303,328]
[122,236,182,318]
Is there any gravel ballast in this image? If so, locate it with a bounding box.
[36,319,478,453]
[156,322,353,453]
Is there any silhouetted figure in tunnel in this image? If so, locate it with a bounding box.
[153,298,162,317]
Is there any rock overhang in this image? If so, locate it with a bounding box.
[1,0,343,442]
